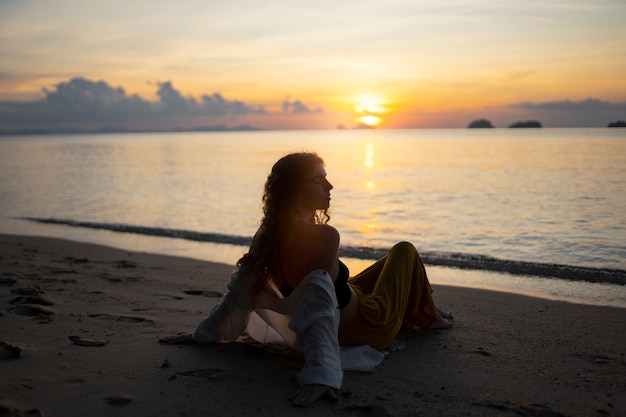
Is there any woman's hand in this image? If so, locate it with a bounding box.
[289,384,338,407]
[158,333,195,344]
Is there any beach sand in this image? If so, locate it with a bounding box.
[1,234,624,417]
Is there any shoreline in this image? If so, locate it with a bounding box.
[17,216,626,285]
[1,234,625,416]
[2,216,625,309]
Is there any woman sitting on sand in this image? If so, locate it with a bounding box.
[161,152,451,407]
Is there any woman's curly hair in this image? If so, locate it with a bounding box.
[237,152,330,293]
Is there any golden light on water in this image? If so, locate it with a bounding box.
[359,141,378,236]
[364,141,375,168]
[364,142,376,189]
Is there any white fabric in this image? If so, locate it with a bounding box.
[191,267,384,388]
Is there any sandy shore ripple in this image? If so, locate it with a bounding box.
[1,234,624,417]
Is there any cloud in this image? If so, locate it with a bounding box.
[282,97,323,114]
[508,98,626,127]
[512,98,626,112]
[0,77,321,132]
[42,78,152,117]
[201,92,266,116]
[155,81,193,113]
[154,81,267,116]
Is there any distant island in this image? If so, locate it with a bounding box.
[467,119,543,128]
[509,120,542,128]
[467,119,494,128]
[466,119,626,128]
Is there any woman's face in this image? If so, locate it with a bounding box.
[299,162,333,212]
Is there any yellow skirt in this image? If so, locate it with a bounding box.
[338,241,437,351]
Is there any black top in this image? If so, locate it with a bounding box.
[334,260,352,309]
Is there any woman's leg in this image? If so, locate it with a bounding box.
[349,255,388,294]
[341,242,449,350]
[370,241,439,329]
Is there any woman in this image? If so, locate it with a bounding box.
[161,152,452,407]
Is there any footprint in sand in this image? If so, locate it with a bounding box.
[115,260,137,269]
[183,290,222,298]
[105,276,143,283]
[8,305,54,320]
[0,341,21,359]
[0,275,18,286]
[177,368,253,384]
[155,294,184,300]
[69,336,109,347]
[10,295,54,306]
[104,396,133,406]
[62,256,90,264]
[46,266,78,275]
[571,353,626,367]
[88,313,156,326]
[0,404,43,417]
[472,401,567,417]
[178,368,231,379]
[40,277,77,284]
[10,287,44,296]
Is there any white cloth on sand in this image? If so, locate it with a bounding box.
[192,266,384,389]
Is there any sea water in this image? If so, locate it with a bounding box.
[1,128,624,306]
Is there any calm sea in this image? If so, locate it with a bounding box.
[1,129,625,307]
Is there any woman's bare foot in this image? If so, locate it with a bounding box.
[426,309,453,330]
[437,307,454,320]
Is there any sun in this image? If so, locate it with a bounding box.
[358,115,383,127]
[353,93,390,127]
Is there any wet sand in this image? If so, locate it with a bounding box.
[1,234,624,417]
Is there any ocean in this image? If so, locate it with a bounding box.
[1,128,625,307]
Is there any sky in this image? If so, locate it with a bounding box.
[1,0,625,131]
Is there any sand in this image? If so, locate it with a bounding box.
[0,234,624,417]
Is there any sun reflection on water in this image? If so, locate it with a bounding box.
[364,141,375,168]
[357,141,382,238]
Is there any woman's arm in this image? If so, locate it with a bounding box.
[288,269,343,406]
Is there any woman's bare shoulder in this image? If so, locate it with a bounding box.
[296,223,340,245]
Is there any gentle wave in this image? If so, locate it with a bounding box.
[21,217,626,286]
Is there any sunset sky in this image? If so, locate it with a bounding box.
[1,0,625,130]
